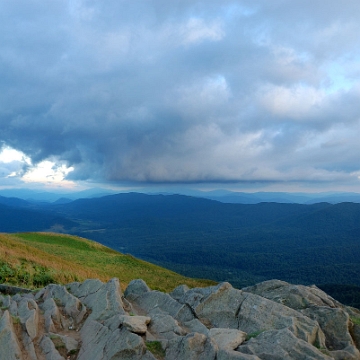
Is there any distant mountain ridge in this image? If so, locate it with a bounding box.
[0,192,360,307]
[2,187,360,204]
[201,190,360,204]
[0,187,117,203]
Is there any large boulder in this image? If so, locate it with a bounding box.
[245,280,360,359]
[69,278,125,321]
[180,282,325,347]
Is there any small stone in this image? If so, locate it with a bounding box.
[119,315,151,334]
[209,328,247,350]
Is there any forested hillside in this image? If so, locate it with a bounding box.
[0,193,359,307]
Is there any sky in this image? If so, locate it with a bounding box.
[1,0,360,193]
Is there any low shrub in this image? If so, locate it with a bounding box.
[0,261,55,288]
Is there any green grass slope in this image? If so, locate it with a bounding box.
[0,232,215,292]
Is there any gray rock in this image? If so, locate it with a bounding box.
[78,317,156,360]
[217,349,261,360]
[49,332,78,352]
[18,298,39,340]
[102,314,122,332]
[9,299,18,316]
[302,306,360,359]
[184,318,209,336]
[148,313,186,339]
[2,294,11,308]
[345,305,360,319]
[209,328,247,350]
[181,282,242,328]
[78,319,109,360]
[0,310,23,360]
[122,296,133,312]
[77,278,125,321]
[119,315,151,334]
[236,292,326,346]
[67,278,103,298]
[131,288,194,323]
[170,285,190,301]
[42,298,61,332]
[34,287,46,300]
[40,335,65,360]
[22,331,37,360]
[22,292,35,300]
[2,277,360,360]
[329,347,360,360]
[103,327,156,360]
[12,293,23,302]
[352,323,360,350]
[166,332,217,360]
[243,280,341,310]
[124,279,151,301]
[179,282,229,310]
[42,284,86,324]
[237,328,333,360]
[184,282,325,347]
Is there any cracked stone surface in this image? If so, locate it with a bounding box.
[0,278,359,360]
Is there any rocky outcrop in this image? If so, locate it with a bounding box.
[0,278,359,360]
[244,280,360,359]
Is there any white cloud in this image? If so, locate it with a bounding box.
[180,18,225,45]
[0,145,74,187]
[0,146,31,164]
[22,160,74,186]
[259,84,326,120]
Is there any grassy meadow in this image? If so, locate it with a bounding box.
[0,232,215,292]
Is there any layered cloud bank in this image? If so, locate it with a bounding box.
[1,0,360,190]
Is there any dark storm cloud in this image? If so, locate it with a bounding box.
[1,0,360,189]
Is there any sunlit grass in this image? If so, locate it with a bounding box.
[0,232,216,292]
